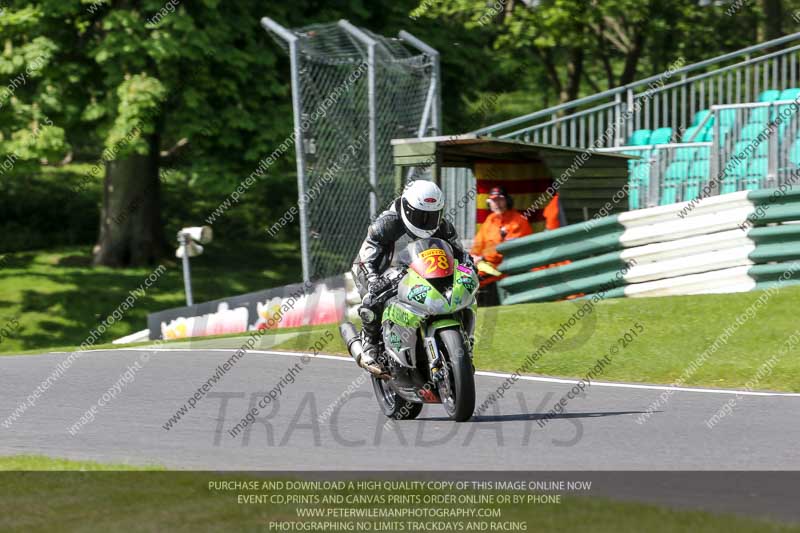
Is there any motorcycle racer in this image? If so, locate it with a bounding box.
[351,180,470,376]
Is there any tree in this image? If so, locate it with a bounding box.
[1,0,426,266]
[0,7,69,182]
[412,0,768,108]
[2,1,313,266]
[759,0,784,42]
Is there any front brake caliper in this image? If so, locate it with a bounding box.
[424,336,444,382]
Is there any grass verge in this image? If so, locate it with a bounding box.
[0,244,299,355]
[0,455,161,471]
[5,246,799,392]
[271,286,800,392]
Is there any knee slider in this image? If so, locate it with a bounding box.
[359,307,376,323]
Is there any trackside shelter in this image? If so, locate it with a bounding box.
[391,135,635,226]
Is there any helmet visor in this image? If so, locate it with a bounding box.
[405,203,442,232]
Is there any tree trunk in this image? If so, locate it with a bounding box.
[759,0,783,42]
[565,47,584,101]
[618,29,645,86]
[536,47,564,103]
[93,133,167,267]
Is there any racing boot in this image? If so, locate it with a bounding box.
[359,333,387,378]
[357,308,389,378]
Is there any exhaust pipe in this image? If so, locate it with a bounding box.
[340,321,389,380]
[339,322,363,362]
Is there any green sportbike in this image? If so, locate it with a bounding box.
[340,237,479,422]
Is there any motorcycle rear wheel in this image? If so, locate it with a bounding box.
[437,328,475,422]
[372,376,423,420]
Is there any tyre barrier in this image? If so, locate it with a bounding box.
[496,187,800,304]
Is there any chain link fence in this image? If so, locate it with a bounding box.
[264,19,440,281]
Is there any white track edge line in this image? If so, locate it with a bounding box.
[108,347,800,398]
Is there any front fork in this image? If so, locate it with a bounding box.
[423,335,444,383]
[422,319,455,383]
[422,316,475,383]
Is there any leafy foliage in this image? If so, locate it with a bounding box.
[413,0,800,108]
[1,0,799,255]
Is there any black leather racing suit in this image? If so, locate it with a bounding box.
[351,198,469,349]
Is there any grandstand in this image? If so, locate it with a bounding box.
[476,31,800,212]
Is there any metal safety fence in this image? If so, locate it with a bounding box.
[263,18,440,281]
[475,31,800,151]
[598,99,800,209]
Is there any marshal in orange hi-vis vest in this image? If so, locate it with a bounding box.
[473,160,559,232]
[471,161,562,278]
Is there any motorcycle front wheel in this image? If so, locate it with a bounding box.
[437,328,476,422]
[372,376,423,420]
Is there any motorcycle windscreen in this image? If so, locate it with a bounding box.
[406,238,455,279]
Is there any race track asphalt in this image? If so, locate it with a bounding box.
[1,346,799,521]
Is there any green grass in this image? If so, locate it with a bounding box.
[0,243,300,354]
[271,286,800,392]
[4,243,800,392]
[0,455,161,471]
[0,455,796,533]
[475,287,800,392]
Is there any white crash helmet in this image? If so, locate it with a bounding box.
[400,180,445,238]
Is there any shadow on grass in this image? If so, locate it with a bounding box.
[5,242,301,352]
[0,253,35,270]
[56,254,93,267]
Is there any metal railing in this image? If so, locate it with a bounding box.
[599,142,713,208]
[475,31,800,150]
[711,101,800,194]
[599,99,800,209]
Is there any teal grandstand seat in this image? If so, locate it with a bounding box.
[733,139,767,158]
[683,183,700,201]
[674,146,696,161]
[627,129,652,146]
[779,88,800,101]
[776,90,799,137]
[626,150,650,172]
[741,157,767,190]
[757,89,781,102]
[692,109,711,127]
[778,117,795,140]
[790,139,800,166]
[748,156,768,177]
[720,179,739,194]
[777,88,800,133]
[632,161,651,182]
[624,150,641,173]
[690,159,709,177]
[721,157,748,194]
[747,157,767,172]
[701,125,731,143]
[660,183,678,205]
[748,106,772,124]
[685,160,709,200]
[718,109,738,128]
[628,160,652,209]
[628,184,641,209]
[662,158,690,205]
[681,126,703,142]
[741,176,764,191]
[665,161,690,181]
[649,127,673,145]
[740,123,766,141]
[723,156,748,184]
